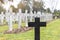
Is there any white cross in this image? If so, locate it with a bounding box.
[8,12,13,31]
[24,10,29,27]
[18,9,22,29]
[0,12,5,25]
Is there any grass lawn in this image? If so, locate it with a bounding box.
[0,19,60,40]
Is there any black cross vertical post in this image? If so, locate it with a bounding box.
[28,17,46,40]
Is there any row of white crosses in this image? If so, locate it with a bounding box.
[5,9,31,31]
[0,9,53,31]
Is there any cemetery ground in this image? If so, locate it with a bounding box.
[0,19,60,40]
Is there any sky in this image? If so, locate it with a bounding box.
[43,0,60,10]
[2,0,60,11]
[35,0,60,12]
[12,0,21,8]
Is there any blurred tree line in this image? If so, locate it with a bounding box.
[0,0,60,18]
[0,0,45,13]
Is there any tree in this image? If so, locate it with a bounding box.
[0,6,6,13]
[33,1,44,13]
[10,5,18,13]
[53,9,60,18]
[0,0,4,3]
[46,8,51,13]
[17,2,30,13]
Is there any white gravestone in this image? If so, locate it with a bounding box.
[0,12,5,25]
[18,9,22,29]
[7,8,13,31]
[15,13,19,22]
[37,11,41,17]
[30,11,33,22]
[5,11,10,22]
[25,10,28,27]
[22,13,25,22]
[8,12,13,31]
[34,11,37,18]
[42,13,46,22]
[12,12,15,23]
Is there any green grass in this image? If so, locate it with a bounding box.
[0,19,60,40]
[41,19,60,40]
[0,23,34,40]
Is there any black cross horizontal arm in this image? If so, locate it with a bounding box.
[28,22,46,27]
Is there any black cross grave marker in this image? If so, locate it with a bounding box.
[28,17,46,40]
